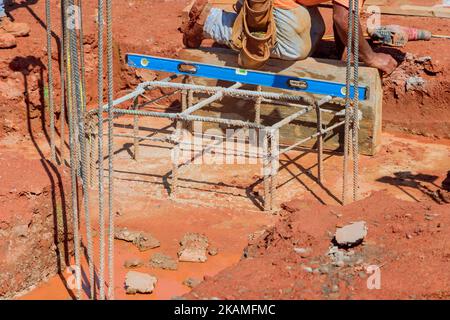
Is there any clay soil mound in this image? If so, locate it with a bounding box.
[185,191,450,300]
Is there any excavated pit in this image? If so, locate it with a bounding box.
[1,0,449,299]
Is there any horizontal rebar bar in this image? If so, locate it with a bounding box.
[94,129,323,153]
[138,81,317,104]
[113,133,263,158]
[181,82,242,115]
[87,78,340,130]
[138,90,181,109]
[261,98,339,113]
[270,95,332,130]
[113,108,266,129]
[276,119,346,158]
[114,133,175,143]
[86,75,178,117]
[271,108,313,131]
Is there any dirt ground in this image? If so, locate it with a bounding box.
[185,190,450,300]
[0,0,449,300]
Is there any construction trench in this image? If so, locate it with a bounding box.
[0,0,450,300]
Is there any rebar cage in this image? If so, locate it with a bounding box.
[84,76,355,212]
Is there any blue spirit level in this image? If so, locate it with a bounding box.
[126,53,368,100]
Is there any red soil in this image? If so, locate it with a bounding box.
[0,0,449,300]
[376,15,450,139]
[186,191,450,300]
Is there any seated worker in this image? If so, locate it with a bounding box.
[0,0,30,48]
[181,0,398,74]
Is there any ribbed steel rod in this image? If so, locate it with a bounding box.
[138,81,316,103]
[106,0,115,300]
[181,82,242,115]
[113,109,266,129]
[97,0,106,300]
[45,0,56,162]
[276,120,346,158]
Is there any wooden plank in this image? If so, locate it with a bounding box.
[374,5,450,18]
[178,48,383,156]
[317,0,450,18]
[364,0,450,18]
[184,0,450,20]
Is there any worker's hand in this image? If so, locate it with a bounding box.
[364,52,398,75]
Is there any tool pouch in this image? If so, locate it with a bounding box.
[231,0,276,69]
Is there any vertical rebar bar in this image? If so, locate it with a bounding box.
[46,0,56,162]
[64,0,81,299]
[133,97,140,160]
[106,0,115,300]
[316,105,324,184]
[97,0,106,301]
[187,77,193,132]
[270,129,279,211]
[263,130,270,211]
[77,0,88,115]
[342,0,355,205]
[352,0,360,202]
[255,85,262,125]
[89,119,96,188]
[171,89,186,197]
[68,0,95,299]
[59,0,66,164]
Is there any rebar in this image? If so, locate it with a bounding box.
[113,109,266,129]
[68,0,95,299]
[181,82,242,115]
[276,120,346,158]
[85,75,178,118]
[171,119,183,197]
[352,0,360,202]
[342,0,355,205]
[59,1,66,164]
[271,107,313,130]
[45,0,56,162]
[64,0,81,299]
[316,104,324,183]
[262,130,270,211]
[133,97,140,160]
[89,119,96,188]
[106,0,115,300]
[96,0,106,300]
[269,129,279,211]
[77,0,88,116]
[138,81,316,104]
[255,85,262,124]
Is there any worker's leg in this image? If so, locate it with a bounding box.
[182,0,324,61]
[202,7,237,48]
[308,7,326,55]
[203,4,324,60]
[333,2,397,74]
[0,0,5,18]
[271,5,325,60]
